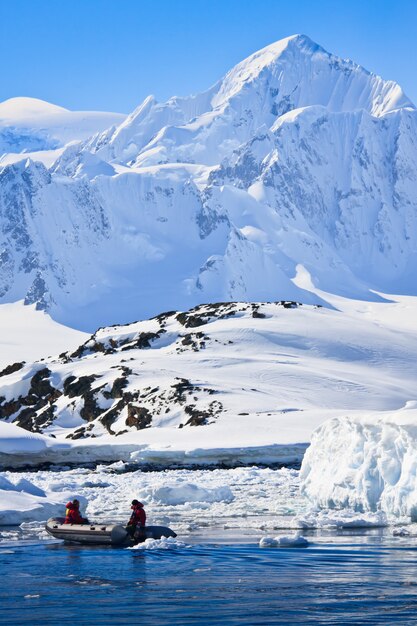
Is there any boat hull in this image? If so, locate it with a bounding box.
[45,518,177,546]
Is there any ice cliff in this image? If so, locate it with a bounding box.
[300,402,417,520]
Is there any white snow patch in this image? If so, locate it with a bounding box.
[0,422,51,455]
[128,536,190,550]
[0,301,87,368]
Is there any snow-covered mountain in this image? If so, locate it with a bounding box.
[1,35,417,330]
[1,296,416,466]
[84,34,411,168]
[0,97,125,161]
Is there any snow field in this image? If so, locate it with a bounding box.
[0,301,87,369]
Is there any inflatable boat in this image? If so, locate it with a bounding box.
[45,517,177,546]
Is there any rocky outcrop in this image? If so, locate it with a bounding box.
[0,367,62,432]
[0,301,312,438]
[0,362,24,378]
[125,405,152,429]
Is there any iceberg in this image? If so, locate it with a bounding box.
[259,533,308,547]
[300,402,417,520]
[0,473,66,525]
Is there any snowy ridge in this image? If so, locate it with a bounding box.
[212,34,412,116]
[0,96,125,155]
[0,36,416,328]
[0,97,69,120]
[87,34,414,169]
[0,296,416,466]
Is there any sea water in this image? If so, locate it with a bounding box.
[2,531,417,624]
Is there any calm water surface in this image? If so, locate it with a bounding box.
[2,532,417,625]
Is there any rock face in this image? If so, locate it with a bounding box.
[0,35,416,330]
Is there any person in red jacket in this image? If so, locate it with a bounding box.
[64,499,89,524]
[126,499,146,540]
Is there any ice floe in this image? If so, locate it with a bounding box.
[139,483,234,506]
[392,527,411,537]
[129,537,190,550]
[259,533,308,548]
[0,474,68,525]
[0,466,303,534]
[292,509,388,529]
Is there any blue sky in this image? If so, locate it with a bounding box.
[1,0,416,113]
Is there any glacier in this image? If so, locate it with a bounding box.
[0,35,417,330]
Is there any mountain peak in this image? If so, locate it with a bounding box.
[209,35,335,110]
[214,33,325,92]
[261,33,322,55]
[211,34,413,115]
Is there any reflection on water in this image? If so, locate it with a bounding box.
[1,531,417,624]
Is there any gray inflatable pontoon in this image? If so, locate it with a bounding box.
[45,517,177,546]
